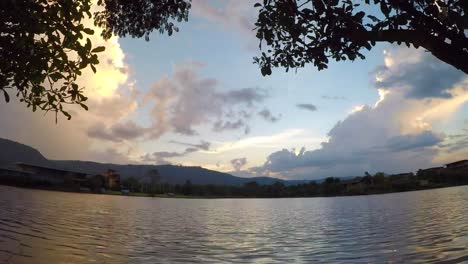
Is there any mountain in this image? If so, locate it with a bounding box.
[0,138,50,168]
[0,138,299,186]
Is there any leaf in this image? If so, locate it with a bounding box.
[260,65,272,76]
[367,15,380,22]
[49,72,63,81]
[2,90,9,102]
[83,28,94,35]
[254,3,261,7]
[380,1,390,16]
[79,103,89,111]
[61,110,72,120]
[355,11,365,20]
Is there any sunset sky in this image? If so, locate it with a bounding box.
[1,0,467,180]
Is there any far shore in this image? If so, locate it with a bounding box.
[1,182,467,199]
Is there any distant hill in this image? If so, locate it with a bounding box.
[0,138,304,186]
[0,138,50,169]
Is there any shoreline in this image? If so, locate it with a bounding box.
[1,183,467,199]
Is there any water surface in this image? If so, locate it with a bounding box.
[0,185,467,263]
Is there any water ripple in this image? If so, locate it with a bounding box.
[0,186,467,263]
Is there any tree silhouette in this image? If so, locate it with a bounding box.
[2,0,466,118]
[0,0,190,119]
[254,0,468,75]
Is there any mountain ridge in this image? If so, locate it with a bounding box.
[0,138,307,186]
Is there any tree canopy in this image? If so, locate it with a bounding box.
[0,0,191,119]
[1,0,466,118]
[254,0,468,75]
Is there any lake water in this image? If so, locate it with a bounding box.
[0,185,467,263]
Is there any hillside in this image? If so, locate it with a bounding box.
[0,138,50,168]
[0,138,293,186]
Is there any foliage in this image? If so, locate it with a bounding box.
[0,0,191,119]
[0,0,105,120]
[94,0,191,41]
[254,0,468,75]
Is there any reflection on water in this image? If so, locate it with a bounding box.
[0,185,467,263]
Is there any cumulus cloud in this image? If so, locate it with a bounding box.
[88,120,147,142]
[386,131,444,152]
[296,104,318,111]
[231,157,247,171]
[249,47,468,180]
[145,65,268,137]
[374,50,465,99]
[258,109,281,122]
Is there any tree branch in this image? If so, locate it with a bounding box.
[346,29,468,74]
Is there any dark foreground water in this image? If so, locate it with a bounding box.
[0,186,467,263]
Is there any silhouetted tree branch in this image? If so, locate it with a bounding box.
[254,0,468,75]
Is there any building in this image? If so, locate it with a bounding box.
[341,177,364,192]
[0,163,123,192]
[445,160,468,170]
[0,167,34,185]
[101,169,121,190]
[16,163,89,188]
[418,167,444,175]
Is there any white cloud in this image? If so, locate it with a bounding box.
[250,47,468,180]
[144,64,270,137]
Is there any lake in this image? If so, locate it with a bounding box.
[0,185,467,263]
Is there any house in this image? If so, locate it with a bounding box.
[445,160,468,170]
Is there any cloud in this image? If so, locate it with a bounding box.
[374,50,465,99]
[386,131,444,152]
[142,140,212,164]
[231,157,247,171]
[249,47,467,180]
[88,147,134,164]
[145,65,269,137]
[191,0,258,50]
[296,104,318,111]
[191,0,255,35]
[258,109,281,122]
[0,5,138,162]
[87,120,147,142]
[141,148,197,164]
[169,140,211,151]
[213,119,246,132]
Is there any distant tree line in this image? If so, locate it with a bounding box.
[121,169,468,198]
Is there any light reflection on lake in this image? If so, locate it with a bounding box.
[0,185,467,263]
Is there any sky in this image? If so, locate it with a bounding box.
[1,0,467,180]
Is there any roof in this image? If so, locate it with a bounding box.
[445,160,468,166]
[0,167,34,174]
[420,167,443,171]
[16,163,89,176]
